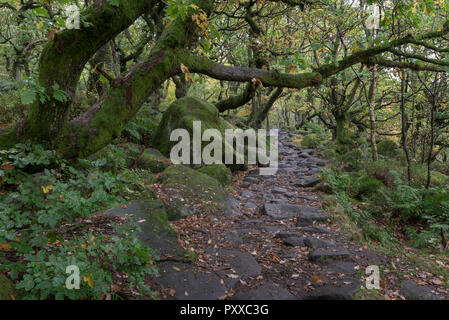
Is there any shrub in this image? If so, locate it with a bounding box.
[0,144,157,299]
[377,139,399,158]
[364,160,397,188]
[320,169,351,194]
[301,134,321,148]
[352,176,385,199]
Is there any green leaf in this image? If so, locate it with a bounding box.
[21,89,36,105]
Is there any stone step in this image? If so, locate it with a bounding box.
[309,248,351,262]
[294,177,320,188]
[231,282,297,300]
[262,203,303,219]
[156,262,227,300]
[299,226,332,234]
[283,237,305,247]
[303,237,335,248]
[303,278,361,300]
[400,280,442,300]
[274,231,302,239]
[296,206,329,226]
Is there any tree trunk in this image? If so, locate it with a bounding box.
[368,65,378,161]
[400,69,412,183]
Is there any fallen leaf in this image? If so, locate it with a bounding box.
[0,243,12,251]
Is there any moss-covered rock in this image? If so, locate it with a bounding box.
[153,97,247,171]
[0,274,17,300]
[160,165,239,219]
[105,199,190,260]
[408,165,449,187]
[136,148,172,173]
[377,139,399,158]
[352,176,385,199]
[197,164,232,186]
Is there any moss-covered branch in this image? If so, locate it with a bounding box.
[60,0,214,158]
[0,0,158,149]
[214,82,257,112]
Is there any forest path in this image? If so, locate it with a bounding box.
[154,130,445,300]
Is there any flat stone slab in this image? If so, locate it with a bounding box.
[225,231,243,244]
[304,279,361,300]
[219,250,261,280]
[274,232,302,239]
[243,177,259,184]
[263,203,305,220]
[305,157,326,167]
[235,229,260,236]
[243,202,258,211]
[298,195,319,201]
[295,177,320,188]
[309,248,351,262]
[327,262,358,275]
[296,208,329,227]
[262,226,283,233]
[304,237,335,248]
[239,190,254,198]
[105,200,187,259]
[231,282,297,300]
[283,237,305,247]
[247,169,260,176]
[299,226,331,234]
[156,262,227,300]
[400,280,441,300]
[272,187,288,194]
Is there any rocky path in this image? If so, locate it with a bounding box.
[136,130,446,300]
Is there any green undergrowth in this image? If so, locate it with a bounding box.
[0,142,159,300]
[318,141,449,288]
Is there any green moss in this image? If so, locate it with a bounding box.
[197,164,233,186]
[153,97,247,171]
[137,148,172,173]
[140,199,173,234]
[159,164,229,219]
[407,165,449,187]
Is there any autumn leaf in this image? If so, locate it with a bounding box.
[82,275,94,288]
[0,243,12,251]
[41,185,54,194]
[180,64,193,83]
[1,162,14,171]
[251,78,264,89]
[46,28,57,40]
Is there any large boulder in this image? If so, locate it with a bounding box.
[160,165,240,219]
[136,148,172,173]
[105,199,190,260]
[197,164,232,186]
[153,97,247,171]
